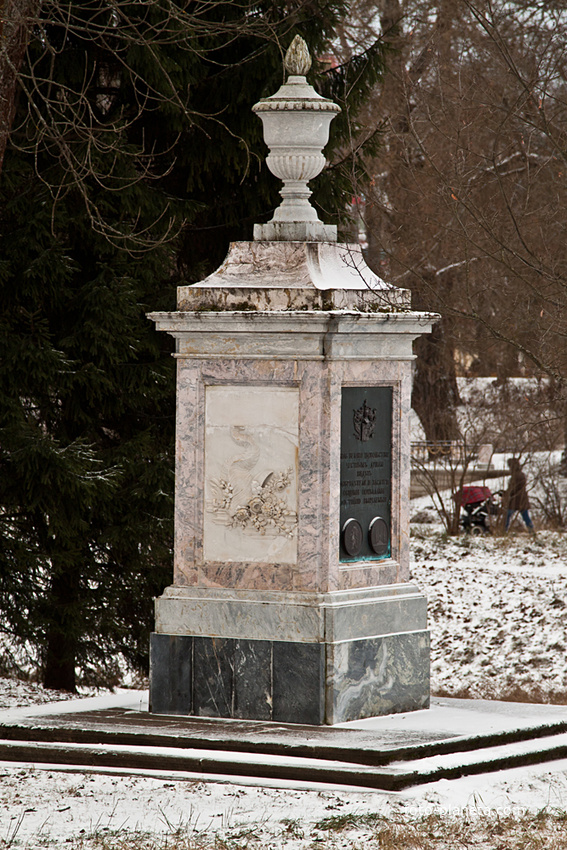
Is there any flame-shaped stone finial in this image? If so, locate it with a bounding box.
[284,35,312,76]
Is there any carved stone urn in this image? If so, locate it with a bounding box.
[252,35,340,241]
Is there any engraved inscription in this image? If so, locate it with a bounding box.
[340,387,392,562]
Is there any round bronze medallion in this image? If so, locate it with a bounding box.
[342,518,363,557]
[369,516,389,556]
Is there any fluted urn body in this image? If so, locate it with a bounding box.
[252,36,340,240]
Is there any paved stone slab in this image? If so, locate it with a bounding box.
[3,693,567,789]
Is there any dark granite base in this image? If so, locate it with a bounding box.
[327,632,430,723]
[150,631,429,725]
[149,634,192,716]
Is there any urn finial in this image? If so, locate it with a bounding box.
[284,35,312,76]
[252,38,340,242]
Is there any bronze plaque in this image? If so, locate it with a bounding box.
[342,518,363,557]
[369,516,389,556]
[340,387,392,562]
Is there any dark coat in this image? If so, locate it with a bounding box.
[506,468,530,511]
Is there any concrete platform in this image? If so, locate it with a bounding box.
[2,692,567,790]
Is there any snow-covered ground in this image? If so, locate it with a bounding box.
[3,525,567,847]
[4,757,567,849]
[413,526,567,702]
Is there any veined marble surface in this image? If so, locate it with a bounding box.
[326,631,430,723]
[149,310,434,361]
[176,242,410,304]
[154,582,428,643]
[147,71,437,720]
[149,628,430,723]
[171,356,412,593]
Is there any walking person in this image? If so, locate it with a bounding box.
[504,458,535,532]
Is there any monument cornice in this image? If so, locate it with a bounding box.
[148,308,438,361]
[148,309,438,333]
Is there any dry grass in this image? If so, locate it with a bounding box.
[356,810,567,849]
[434,683,567,706]
[25,810,567,850]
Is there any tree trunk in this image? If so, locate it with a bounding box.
[412,321,461,443]
[43,564,78,692]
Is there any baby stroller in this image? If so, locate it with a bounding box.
[458,485,500,534]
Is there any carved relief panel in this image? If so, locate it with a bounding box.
[204,385,299,564]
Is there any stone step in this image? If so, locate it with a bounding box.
[1,729,567,791]
[4,695,567,790]
[3,714,567,790]
[3,706,567,767]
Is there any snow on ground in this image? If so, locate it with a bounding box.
[3,758,567,849]
[413,526,567,701]
[3,525,567,846]
[0,680,103,711]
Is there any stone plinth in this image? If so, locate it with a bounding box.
[148,242,436,724]
[177,241,410,311]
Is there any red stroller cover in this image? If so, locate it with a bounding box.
[458,485,493,506]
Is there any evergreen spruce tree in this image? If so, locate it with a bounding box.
[0,0,388,689]
[0,151,178,690]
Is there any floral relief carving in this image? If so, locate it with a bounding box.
[207,426,297,540]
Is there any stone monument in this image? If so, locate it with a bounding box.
[148,37,436,725]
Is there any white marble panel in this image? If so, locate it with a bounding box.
[203,385,299,564]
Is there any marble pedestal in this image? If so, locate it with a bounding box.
[150,585,429,724]
[148,241,435,724]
